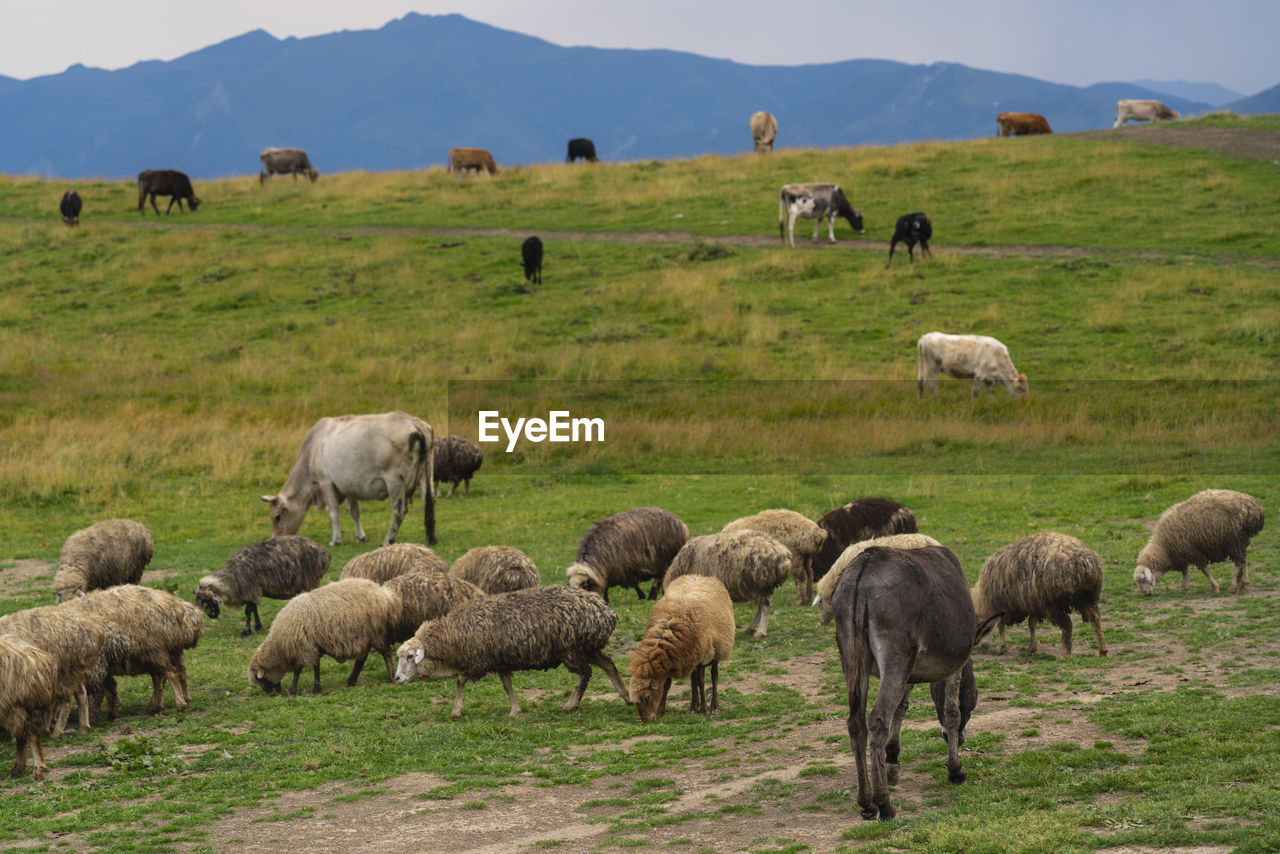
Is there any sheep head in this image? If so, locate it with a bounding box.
[629,675,673,722]
[1134,565,1158,596]
[395,634,457,684]
[565,562,605,597]
[194,577,223,619]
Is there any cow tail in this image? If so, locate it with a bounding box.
[412,429,437,545]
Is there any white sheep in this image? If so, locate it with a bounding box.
[722,509,827,606]
[339,543,447,584]
[663,530,793,638]
[1135,489,1265,596]
[449,545,539,594]
[54,519,154,602]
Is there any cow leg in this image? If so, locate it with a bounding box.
[383,494,406,546]
[323,489,344,546]
[921,240,932,258]
[827,216,837,243]
[887,240,897,268]
[347,497,368,543]
[165,197,176,214]
[787,211,799,248]
[149,194,161,215]
[907,243,915,263]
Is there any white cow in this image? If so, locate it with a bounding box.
[750,111,778,153]
[260,411,436,546]
[778,183,865,248]
[916,332,1028,400]
[1113,99,1180,128]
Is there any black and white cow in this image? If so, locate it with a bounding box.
[778,183,865,248]
[887,213,932,267]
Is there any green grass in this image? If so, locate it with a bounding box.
[0,127,1278,852]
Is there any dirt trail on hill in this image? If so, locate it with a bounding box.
[1067,124,1280,162]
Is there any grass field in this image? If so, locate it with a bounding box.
[0,120,1277,853]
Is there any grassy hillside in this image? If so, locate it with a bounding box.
[0,130,1277,853]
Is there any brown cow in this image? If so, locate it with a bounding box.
[259,148,318,184]
[137,169,201,215]
[448,147,498,176]
[996,112,1052,137]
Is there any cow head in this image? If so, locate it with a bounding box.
[260,493,306,537]
[847,208,866,234]
[1012,373,1029,399]
[188,196,202,212]
[307,169,319,183]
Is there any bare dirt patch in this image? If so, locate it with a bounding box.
[0,559,53,598]
[1070,124,1280,162]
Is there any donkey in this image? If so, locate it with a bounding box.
[832,545,1001,821]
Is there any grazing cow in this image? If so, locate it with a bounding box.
[1114,99,1180,128]
[887,213,932,267]
[996,112,1053,136]
[833,545,1002,821]
[778,183,865,248]
[59,190,82,226]
[566,138,597,163]
[521,236,543,284]
[448,147,498,176]
[137,170,201,215]
[259,148,319,184]
[917,332,1028,400]
[749,111,778,154]
[260,411,437,547]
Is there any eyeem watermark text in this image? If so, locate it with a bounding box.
[477,410,605,452]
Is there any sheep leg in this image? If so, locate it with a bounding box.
[709,660,720,714]
[146,673,166,714]
[631,583,646,600]
[1197,563,1221,594]
[1027,617,1039,654]
[563,668,591,713]
[50,701,70,738]
[1179,569,1190,593]
[288,668,302,698]
[311,663,323,695]
[1082,603,1108,656]
[647,580,662,601]
[993,621,1008,655]
[242,602,262,637]
[690,665,705,714]
[498,672,521,716]
[797,557,814,607]
[1229,554,1249,594]
[347,655,368,687]
[745,599,772,638]
[166,662,189,711]
[173,655,193,705]
[1050,611,1074,656]
[380,649,396,683]
[451,676,470,720]
[106,676,121,721]
[590,651,631,704]
[76,682,90,732]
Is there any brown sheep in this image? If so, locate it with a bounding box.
[663,530,793,638]
[1135,489,1265,596]
[340,543,447,584]
[449,546,539,594]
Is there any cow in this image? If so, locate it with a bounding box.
[59,190,81,226]
[259,148,319,184]
[916,332,1028,400]
[448,147,498,176]
[566,138,597,163]
[750,111,778,154]
[521,236,543,284]
[887,213,932,267]
[996,112,1052,136]
[259,411,438,547]
[137,170,201,215]
[1114,99,1180,128]
[778,183,865,248]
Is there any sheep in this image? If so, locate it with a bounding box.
[61,585,203,715]
[662,530,793,639]
[394,585,631,720]
[972,532,1107,656]
[722,509,827,606]
[814,533,941,626]
[1135,489,1265,596]
[433,435,484,497]
[628,575,735,721]
[340,543,447,584]
[0,635,59,777]
[0,607,107,738]
[566,507,689,603]
[248,578,398,697]
[382,571,485,644]
[54,519,154,603]
[812,498,919,584]
[195,535,330,637]
[78,620,132,727]
[449,546,539,594]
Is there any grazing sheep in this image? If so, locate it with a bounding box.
[629,575,735,721]
[433,435,484,498]
[812,498,919,583]
[566,507,689,603]
[61,585,203,715]
[722,509,827,606]
[340,543,447,584]
[832,545,1001,821]
[195,536,330,637]
[78,620,131,726]
[449,546,539,594]
[382,571,485,644]
[1135,489,1265,596]
[814,533,941,626]
[394,585,631,720]
[973,532,1107,656]
[0,607,107,738]
[54,519,154,603]
[663,530,793,639]
[248,578,398,697]
[0,635,59,777]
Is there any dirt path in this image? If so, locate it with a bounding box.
[1068,124,1280,163]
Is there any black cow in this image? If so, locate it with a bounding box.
[60,190,82,226]
[566,138,597,163]
[521,236,543,284]
[887,213,932,267]
[137,169,201,215]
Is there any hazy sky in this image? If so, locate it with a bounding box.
[3,0,1277,95]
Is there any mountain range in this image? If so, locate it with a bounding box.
[1,13,1275,179]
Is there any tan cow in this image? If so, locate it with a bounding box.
[260,411,437,546]
[917,332,1028,400]
[1114,99,1180,128]
[996,112,1052,136]
[749,111,778,153]
[259,148,318,184]
[448,147,498,175]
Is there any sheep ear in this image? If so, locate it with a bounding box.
[414,649,424,664]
